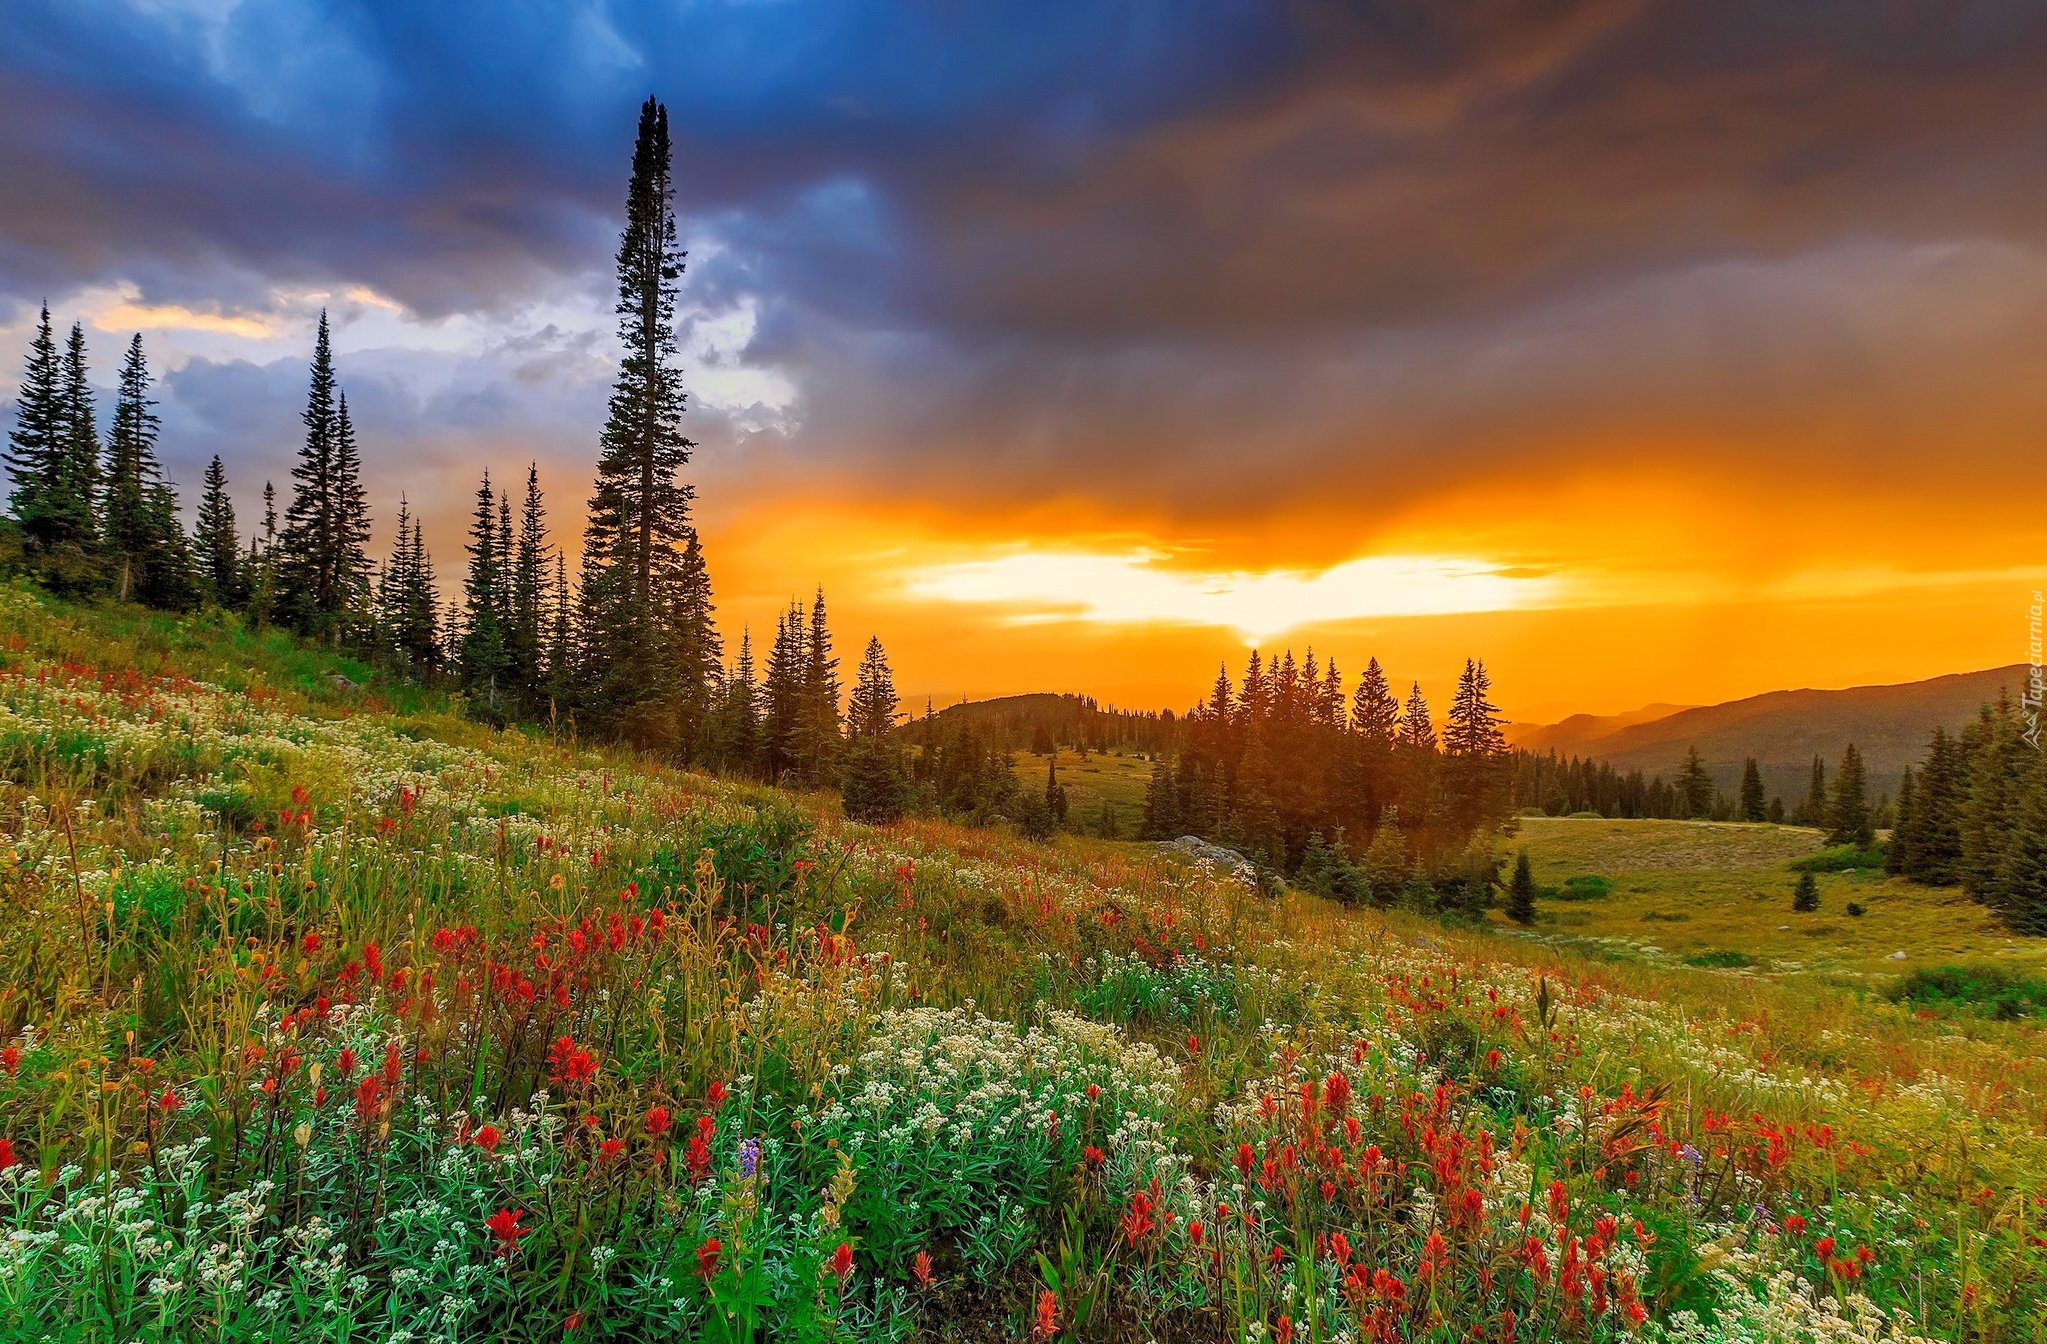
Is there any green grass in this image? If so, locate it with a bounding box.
[1505,815,2046,979]
[1013,746,1157,831]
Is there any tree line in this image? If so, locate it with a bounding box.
[1890,695,2047,933]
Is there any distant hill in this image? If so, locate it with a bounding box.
[1505,703,1695,753]
[1517,665,2030,804]
[903,692,1177,754]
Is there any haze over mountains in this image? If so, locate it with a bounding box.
[1509,665,2030,804]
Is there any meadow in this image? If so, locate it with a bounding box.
[1,583,2043,1343]
[1507,818,2047,981]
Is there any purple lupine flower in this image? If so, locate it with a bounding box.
[739,1137,760,1179]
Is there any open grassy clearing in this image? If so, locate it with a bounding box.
[1506,817,2045,981]
[1010,747,1157,829]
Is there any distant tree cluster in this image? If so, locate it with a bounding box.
[1891,696,2047,933]
[3,310,198,605]
[897,693,1180,758]
[1134,652,1511,909]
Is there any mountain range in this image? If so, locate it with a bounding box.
[1509,665,2030,804]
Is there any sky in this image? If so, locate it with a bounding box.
[2,0,2043,722]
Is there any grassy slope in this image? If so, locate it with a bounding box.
[1012,747,1157,823]
[3,585,2045,1342]
[1508,817,2045,979]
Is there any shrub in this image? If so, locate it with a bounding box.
[1789,843,1887,873]
[1552,874,1613,901]
[1889,964,2047,1020]
[1684,950,1754,969]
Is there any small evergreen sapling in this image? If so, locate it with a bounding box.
[1506,851,1539,925]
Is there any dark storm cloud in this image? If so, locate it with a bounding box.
[4,0,2047,523]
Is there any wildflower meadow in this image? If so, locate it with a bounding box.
[0,583,2042,1343]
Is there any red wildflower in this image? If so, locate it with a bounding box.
[1275,1317,1295,1344]
[1034,1288,1059,1339]
[1083,1145,1105,1167]
[473,1124,502,1154]
[484,1207,528,1258]
[696,1237,722,1280]
[1122,1190,1157,1246]
[912,1249,934,1290]
[707,1080,728,1108]
[645,1106,671,1138]
[1814,1235,1836,1260]
[0,1046,17,1075]
[597,1136,626,1164]
[154,1086,181,1114]
[0,1138,17,1170]
[831,1242,854,1281]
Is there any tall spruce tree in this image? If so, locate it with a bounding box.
[4,304,65,547]
[545,553,574,712]
[795,589,842,786]
[1902,728,1966,884]
[1395,681,1436,839]
[1442,658,1507,840]
[459,472,508,709]
[1887,769,1914,875]
[1828,743,1872,847]
[1960,699,2026,911]
[577,96,709,747]
[1677,747,1714,819]
[1797,756,1827,827]
[194,455,244,607]
[1141,758,1182,840]
[708,628,762,774]
[507,464,549,708]
[56,323,103,553]
[1995,758,2047,935]
[275,313,369,640]
[1739,758,1767,822]
[671,528,721,757]
[841,635,908,823]
[103,333,193,608]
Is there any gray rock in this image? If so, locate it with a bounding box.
[1162,835,1262,889]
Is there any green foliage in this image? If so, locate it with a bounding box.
[1504,849,1538,925]
[1553,874,1614,901]
[1889,964,2047,1021]
[1682,949,1754,969]
[1792,871,1821,912]
[1788,843,1888,873]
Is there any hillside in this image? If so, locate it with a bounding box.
[1516,665,2028,802]
[905,689,1176,754]
[1,585,2043,1342]
[1505,703,1695,752]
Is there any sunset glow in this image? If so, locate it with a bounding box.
[900,549,1561,642]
